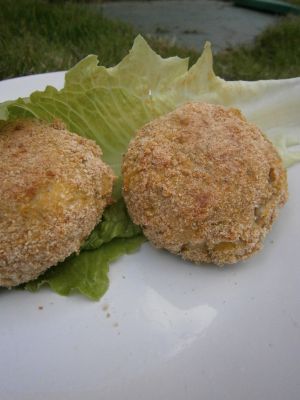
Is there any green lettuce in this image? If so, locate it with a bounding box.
[2,35,300,300]
[81,199,142,251]
[25,236,145,301]
[3,35,300,171]
[24,199,145,300]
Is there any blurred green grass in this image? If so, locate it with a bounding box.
[214,15,300,80]
[0,0,300,81]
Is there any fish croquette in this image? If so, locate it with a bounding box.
[0,119,114,287]
[122,102,288,265]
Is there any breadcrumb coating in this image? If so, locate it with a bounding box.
[0,119,114,287]
[122,102,288,265]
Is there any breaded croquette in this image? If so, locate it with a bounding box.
[122,102,288,265]
[0,119,114,286]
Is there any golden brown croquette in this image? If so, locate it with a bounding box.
[0,119,115,287]
[122,102,288,265]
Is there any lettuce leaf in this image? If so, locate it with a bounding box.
[4,35,300,171]
[81,199,142,251]
[25,236,145,301]
[22,197,144,300]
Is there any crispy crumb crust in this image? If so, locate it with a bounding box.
[122,102,288,265]
[0,119,115,287]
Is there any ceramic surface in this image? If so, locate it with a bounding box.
[0,74,299,400]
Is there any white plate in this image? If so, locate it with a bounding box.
[0,74,300,400]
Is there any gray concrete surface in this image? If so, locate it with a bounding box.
[99,0,278,52]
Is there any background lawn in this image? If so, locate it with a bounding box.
[0,0,300,81]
